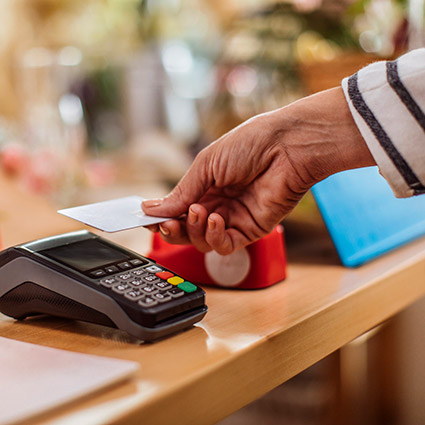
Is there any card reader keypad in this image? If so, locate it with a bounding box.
[98,261,198,308]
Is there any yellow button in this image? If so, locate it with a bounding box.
[167,276,184,285]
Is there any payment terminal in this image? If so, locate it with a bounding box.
[0,230,207,341]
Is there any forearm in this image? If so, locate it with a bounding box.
[265,86,376,188]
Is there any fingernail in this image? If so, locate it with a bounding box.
[208,216,216,231]
[188,207,198,225]
[159,224,170,236]
[143,198,163,208]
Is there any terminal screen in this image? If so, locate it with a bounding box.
[41,239,130,272]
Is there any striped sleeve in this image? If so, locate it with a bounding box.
[341,48,425,198]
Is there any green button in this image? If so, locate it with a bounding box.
[178,281,197,293]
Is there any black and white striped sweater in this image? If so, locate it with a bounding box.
[342,48,425,198]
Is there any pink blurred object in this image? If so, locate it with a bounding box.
[22,150,62,195]
[84,159,116,188]
[0,144,29,176]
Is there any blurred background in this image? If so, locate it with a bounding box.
[0,0,419,205]
[0,0,424,424]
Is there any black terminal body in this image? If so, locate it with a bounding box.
[0,231,207,341]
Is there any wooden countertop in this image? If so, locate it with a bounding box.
[1,172,425,425]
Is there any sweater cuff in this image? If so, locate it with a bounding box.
[341,49,425,198]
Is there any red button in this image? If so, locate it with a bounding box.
[156,271,174,280]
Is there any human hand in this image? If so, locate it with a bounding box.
[142,87,375,254]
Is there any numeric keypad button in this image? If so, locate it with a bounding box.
[155,281,172,291]
[128,279,145,288]
[138,296,158,307]
[141,285,158,295]
[124,290,145,301]
[153,292,172,303]
[131,268,147,277]
[99,277,118,288]
[142,275,159,284]
[112,282,132,294]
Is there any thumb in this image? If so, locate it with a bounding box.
[142,152,212,217]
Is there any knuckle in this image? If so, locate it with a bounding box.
[216,245,234,256]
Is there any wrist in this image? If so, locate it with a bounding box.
[269,87,376,186]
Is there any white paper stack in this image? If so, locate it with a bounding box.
[0,337,139,425]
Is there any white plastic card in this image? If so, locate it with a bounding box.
[58,196,170,232]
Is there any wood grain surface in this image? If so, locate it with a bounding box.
[1,172,424,425]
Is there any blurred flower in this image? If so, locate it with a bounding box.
[294,0,324,13]
[161,40,194,74]
[22,150,63,195]
[58,94,84,126]
[358,29,382,52]
[224,31,263,63]
[226,65,258,97]
[0,143,29,176]
[352,0,405,56]
[296,31,340,63]
[84,158,117,188]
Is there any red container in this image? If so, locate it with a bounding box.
[147,225,287,289]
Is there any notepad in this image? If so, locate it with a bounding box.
[0,337,139,425]
[312,166,425,267]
